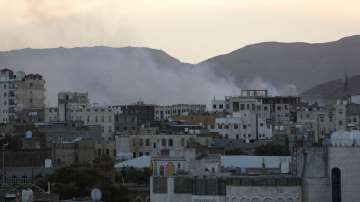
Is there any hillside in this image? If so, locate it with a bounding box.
[301,75,360,103]
[1,35,360,105]
[199,35,360,93]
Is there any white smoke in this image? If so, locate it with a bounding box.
[241,76,298,96]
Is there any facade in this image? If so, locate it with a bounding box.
[154,104,206,121]
[16,73,46,123]
[57,92,89,122]
[0,69,45,123]
[0,69,19,123]
[44,107,58,122]
[114,102,155,132]
[150,175,301,202]
[115,127,205,159]
[69,105,115,140]
[210,113,272,141]
[298,130,360,202]
[296,103,336,142]
[51,138,96,167]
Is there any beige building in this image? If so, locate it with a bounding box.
[115,127,213,159]
[69,105,115,140]
[16,74,46,111]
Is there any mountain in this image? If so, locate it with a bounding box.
[1,35,360,105]
[301,75,360,103]
[198,35,360,93]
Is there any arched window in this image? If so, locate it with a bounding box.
[332,167,342,202]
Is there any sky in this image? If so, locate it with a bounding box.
[1,0,360,63]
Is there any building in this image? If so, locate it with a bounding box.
[296,103,336,142]
[0,69,17,123]
[154,104,206,121]
[69,105,115,140]
[211,113,272,141]
[0,69,46,124]
[16,73,46,123]
[114,102,155,132]
[299,130,360,202]
[115,127,207,159]
[51,138,96,167]
[58,92,89,122]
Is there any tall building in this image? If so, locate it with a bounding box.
[0,68,45,123]
[16,73,46,123]
[58,92,89,122]
[0,69,17,123]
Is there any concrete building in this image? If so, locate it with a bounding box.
[151,171,301,202]
[57,92,89,122]
[113,102,155,132]
[44,107,58,122]
[51,138,96,167]
[0,68,46,123]
[69,105,115,140]
[211,113,272,141]
[16,73,46,123]
[115,127,207,159]
[0,69,17,123]
[296,103,336,142]
[298,130,360,202]
[154,104,206,121]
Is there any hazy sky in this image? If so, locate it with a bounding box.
[1,0,360,63]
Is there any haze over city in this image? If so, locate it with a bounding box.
[1,0,360,63]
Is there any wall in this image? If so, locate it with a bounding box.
[226,186,301,202]
[328,147,360,202]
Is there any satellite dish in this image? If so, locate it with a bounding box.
[91,188,102,201]
[25,131,33,139]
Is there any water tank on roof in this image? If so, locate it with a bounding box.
[25,131,32,139]
[21,189,33,202]
[91,188,102,201]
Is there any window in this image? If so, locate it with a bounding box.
[234,124,238,129]
[139,139,143,146]
[146,139,150,146]
[161,138,166,147]
[168,139,173,147]
[240,104,245,110]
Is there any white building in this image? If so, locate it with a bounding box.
[210,113,272,141]
[0,69,17,123]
